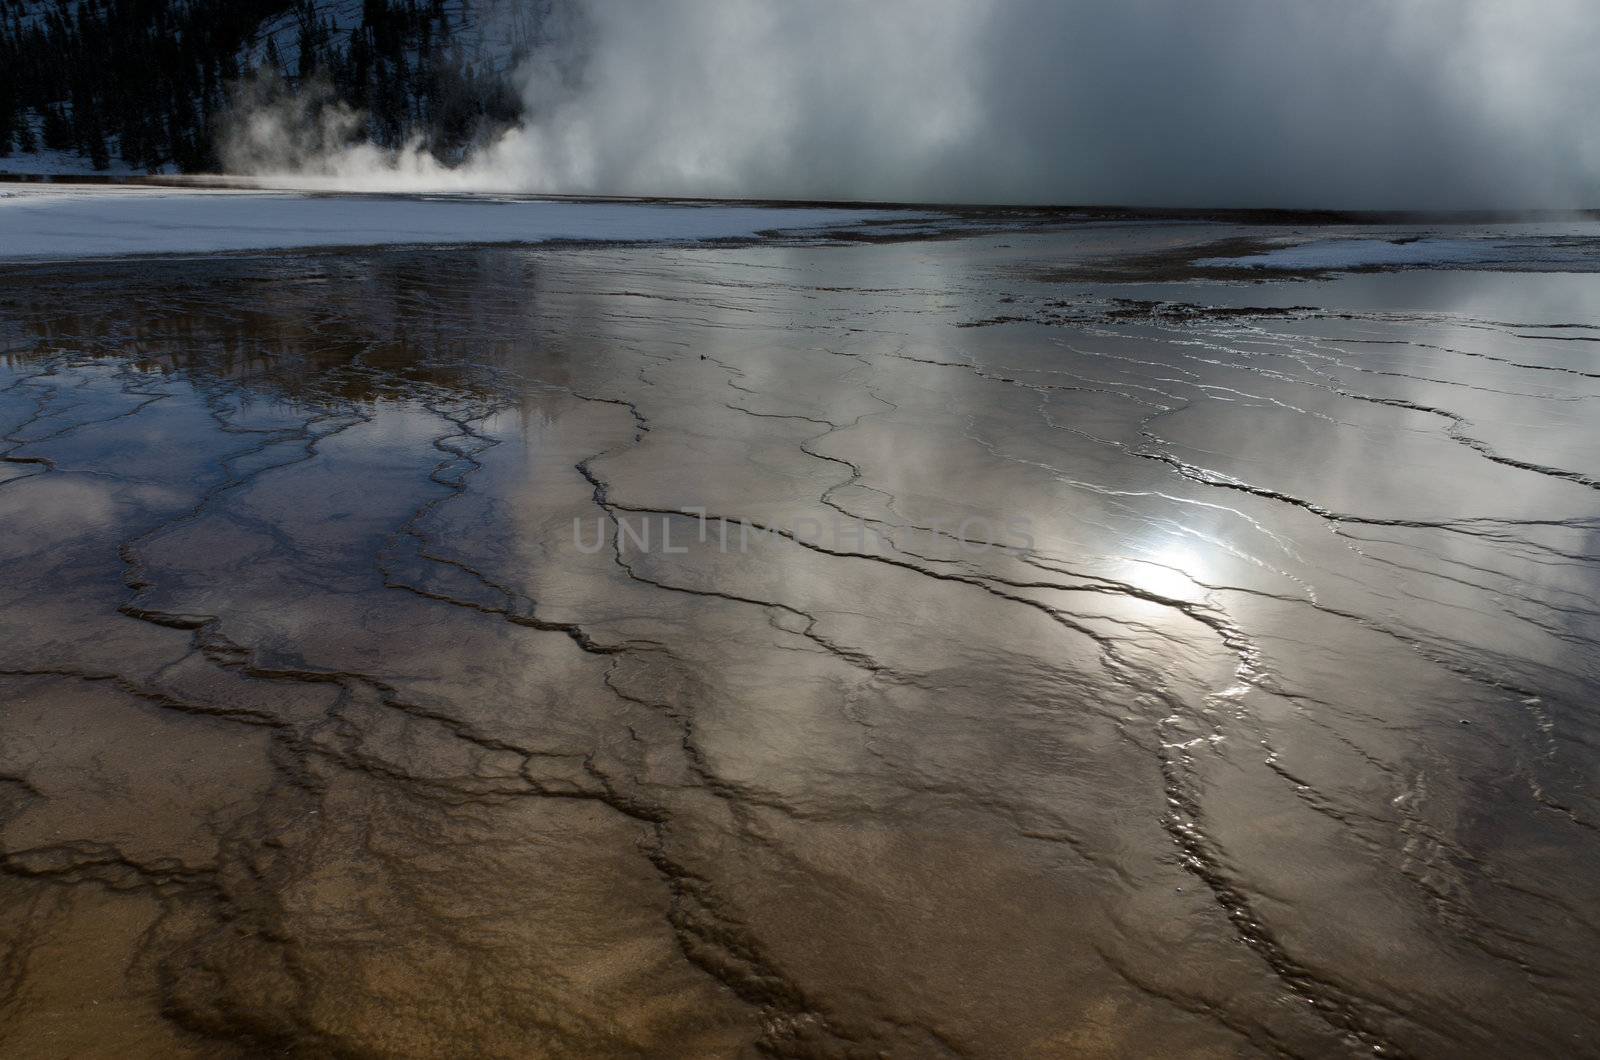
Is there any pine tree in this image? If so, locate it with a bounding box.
[297,19,315,80]
[0,69,14,159]
[120,115,145,168]
[88,121,110,170]
[42,105,71,150]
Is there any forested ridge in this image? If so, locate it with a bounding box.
[0,0,529,172]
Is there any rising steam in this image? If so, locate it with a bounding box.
[222,0,1600,209]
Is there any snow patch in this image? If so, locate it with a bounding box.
[1195,236,1600,272]
[0,184,921,261]
[0,148,143,178]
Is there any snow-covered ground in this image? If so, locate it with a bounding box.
[1200,239,1510,270]
[248,0,368,71]
[2,0,81,33]
[0,148,144,178]
[250,0,532,77]
[1198,232,1600,271]
[0,109,158,178]
[0,184,917,261]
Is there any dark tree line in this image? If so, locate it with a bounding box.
[276,0,524,161]
[0,0,526,171]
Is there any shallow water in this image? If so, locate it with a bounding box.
[2,227,1598,1057]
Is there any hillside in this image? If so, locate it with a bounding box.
[0,0,544,175]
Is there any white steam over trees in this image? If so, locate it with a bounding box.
[3,0,1598,208]
[0,0,533,172]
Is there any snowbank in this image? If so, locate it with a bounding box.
[0,185,916,261]
[1197,234,1600,272]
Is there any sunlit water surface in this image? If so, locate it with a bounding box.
[1,226,1598,1057]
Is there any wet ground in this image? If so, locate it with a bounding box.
[1,221,1598,1058]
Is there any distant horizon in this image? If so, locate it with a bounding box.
[6,173,1600,222]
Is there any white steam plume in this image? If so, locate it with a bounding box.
[223,0,1600,209]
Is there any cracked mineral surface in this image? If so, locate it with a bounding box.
[2,220,1599,1058]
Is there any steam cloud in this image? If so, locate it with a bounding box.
[223,0,1600,209]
